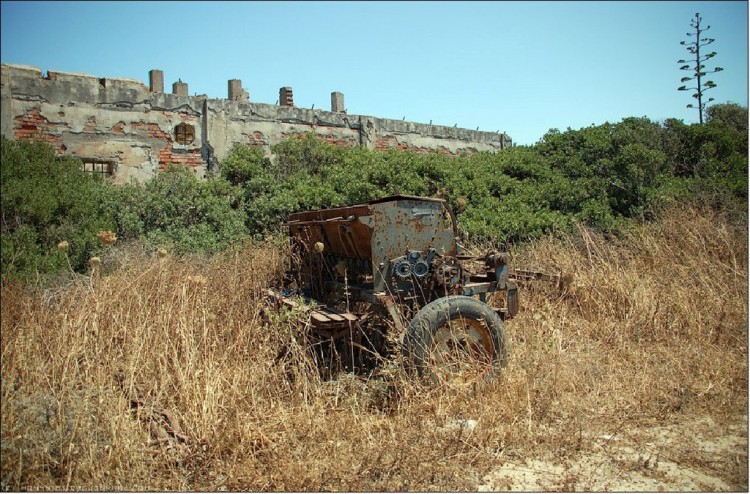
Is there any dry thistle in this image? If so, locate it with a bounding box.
[57,240,69,251]
[187,275,207,286]
[97,230,117,245]
[89,256,101,267]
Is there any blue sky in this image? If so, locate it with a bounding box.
[1,1,747,145]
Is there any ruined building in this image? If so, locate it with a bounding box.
[0,64,512,183]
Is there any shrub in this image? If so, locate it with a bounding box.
[1,138,116,281]
[138,165,248,255]
[4,106,745,283]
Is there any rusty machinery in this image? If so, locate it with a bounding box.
[268,195,559,384]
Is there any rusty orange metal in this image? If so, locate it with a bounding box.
[269,195,560,374]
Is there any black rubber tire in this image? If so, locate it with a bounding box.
[403,296,508,383]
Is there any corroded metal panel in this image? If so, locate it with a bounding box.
[286,195,457,293]
[287,203,374,260]
[370,198,457,292]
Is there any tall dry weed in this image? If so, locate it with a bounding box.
[2,205,747,490]
[503,204,747,443]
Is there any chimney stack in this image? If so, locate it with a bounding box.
[279,87,294,107]
[172,80,188,97]
[228,79,249,102]
[149,69,164,93]
[331,92,345,113]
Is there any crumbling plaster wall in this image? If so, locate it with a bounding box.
[207,100,363,158]
[2,64,206,183]
[208,99,510,158]
[1,63,512,183]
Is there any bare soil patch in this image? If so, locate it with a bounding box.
[479,414,748,491]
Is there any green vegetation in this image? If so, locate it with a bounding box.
[2,144,248,282]
[2,106,746,283]
[120,165,247,255]
[1,140,117,280]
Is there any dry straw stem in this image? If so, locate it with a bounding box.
[1,204,747,491]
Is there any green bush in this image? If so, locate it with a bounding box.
[1,138,117,281]
[3,103,746,284]
[222,111,746,243]
[137,165,248,255]
[1,139,252,281]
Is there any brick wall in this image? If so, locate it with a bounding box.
[14,108,66,152]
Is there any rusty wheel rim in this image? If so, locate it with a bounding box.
[426,316,496,388]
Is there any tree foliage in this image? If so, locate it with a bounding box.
[1,139,116,281]
[1,106,746,283]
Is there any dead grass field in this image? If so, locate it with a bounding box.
[1,203,747,491]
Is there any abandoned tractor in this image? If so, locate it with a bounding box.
[267,195,559,385]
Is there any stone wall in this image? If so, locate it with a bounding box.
[1,64,512,183]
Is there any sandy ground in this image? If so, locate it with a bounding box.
[478,414,748,492]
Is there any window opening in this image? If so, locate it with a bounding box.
[81,159,114,178]
[174,122,195,145]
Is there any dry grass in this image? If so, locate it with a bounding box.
[2,204,747,491]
